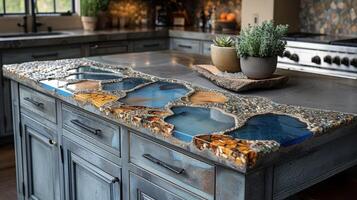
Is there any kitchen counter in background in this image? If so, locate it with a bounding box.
[0,27,239,49]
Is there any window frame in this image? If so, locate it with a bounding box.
[35,0,76,16]
[0,0,28,15]
[0,0,76,16]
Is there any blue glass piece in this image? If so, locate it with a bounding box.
[102,78,150,91]
[229,114,313,147]
[66,73,122,81]
[40,80,73,97]
[165,106,236,142]
[120,81,189,108]
[67,66,113,74]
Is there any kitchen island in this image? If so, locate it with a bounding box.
[4,51,357,200]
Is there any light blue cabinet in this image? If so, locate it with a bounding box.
[62,133,121,200]
[21,114,60,200]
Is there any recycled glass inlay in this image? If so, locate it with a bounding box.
[67,66,114,74]
[102,78,150,91]
[165,106,236,142]
[120,81,189,108]
[66,73,122,81]
[229,114,313,147]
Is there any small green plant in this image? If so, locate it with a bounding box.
[80,0,99,17]
[213,36,235,47]
[237,21,288,58]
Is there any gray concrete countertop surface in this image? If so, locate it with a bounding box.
[92,51,357,114]
[0,28,169,49]
[0,27,239,49]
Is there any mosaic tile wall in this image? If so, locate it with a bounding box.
[300,0,357,36]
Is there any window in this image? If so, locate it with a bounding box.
[0,0,74,15]
[0,0,26,15]
[36,0,74,14]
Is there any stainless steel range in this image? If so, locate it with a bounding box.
[277,33,357,79]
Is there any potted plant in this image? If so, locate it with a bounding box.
[237,21,288,79]
[97,0,110,30]
[211,36,240,73]
[80,0,99,31]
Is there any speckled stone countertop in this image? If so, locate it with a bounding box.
[4,57,357,172]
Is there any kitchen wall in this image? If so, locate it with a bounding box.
[300,0,357,36]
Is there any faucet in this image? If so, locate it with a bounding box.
[17,16,28,33]
[30,0,42,33]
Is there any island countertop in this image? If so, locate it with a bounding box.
[4,51,357,172]
[94,51,357,114]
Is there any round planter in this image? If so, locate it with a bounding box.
[240,56,277,79]
[81,16,98,31]
[211,44,240,73]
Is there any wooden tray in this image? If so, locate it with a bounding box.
[192,65,289,92]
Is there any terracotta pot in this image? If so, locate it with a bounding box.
[81,16,98,31]
[240,56,277,79]
[211,44,240,73]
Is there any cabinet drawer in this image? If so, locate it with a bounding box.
[133,39,167,52]
[130,172,205,200]
[19,85,56,123]
[89,41,129,56]
[202,42,213,56]
[171,38,201,54]
[130,133,215,197]
[62,105,121,156]
[2,45,82,64]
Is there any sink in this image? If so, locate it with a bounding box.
[0,32,66,38]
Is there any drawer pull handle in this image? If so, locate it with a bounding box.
[178,44,192,49]
[143,154,185,174]
[70,119,102,135]
[143,43,160,48]
[49,139,57,146]
[24,97,44,108]
[111,177,120,183]
[32,52,59,59]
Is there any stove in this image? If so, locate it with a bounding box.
[278,32,357,79]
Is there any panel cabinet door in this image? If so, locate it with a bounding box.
[21,114,60,200]
[62,135,121,200]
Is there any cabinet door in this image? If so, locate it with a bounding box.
[21,114,60,200]
[63,135,121,200]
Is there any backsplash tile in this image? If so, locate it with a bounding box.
[300,0,357,36]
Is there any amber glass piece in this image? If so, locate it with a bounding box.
[74,92,119,108]
[67,80,101,91]
[189,91,227,105]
